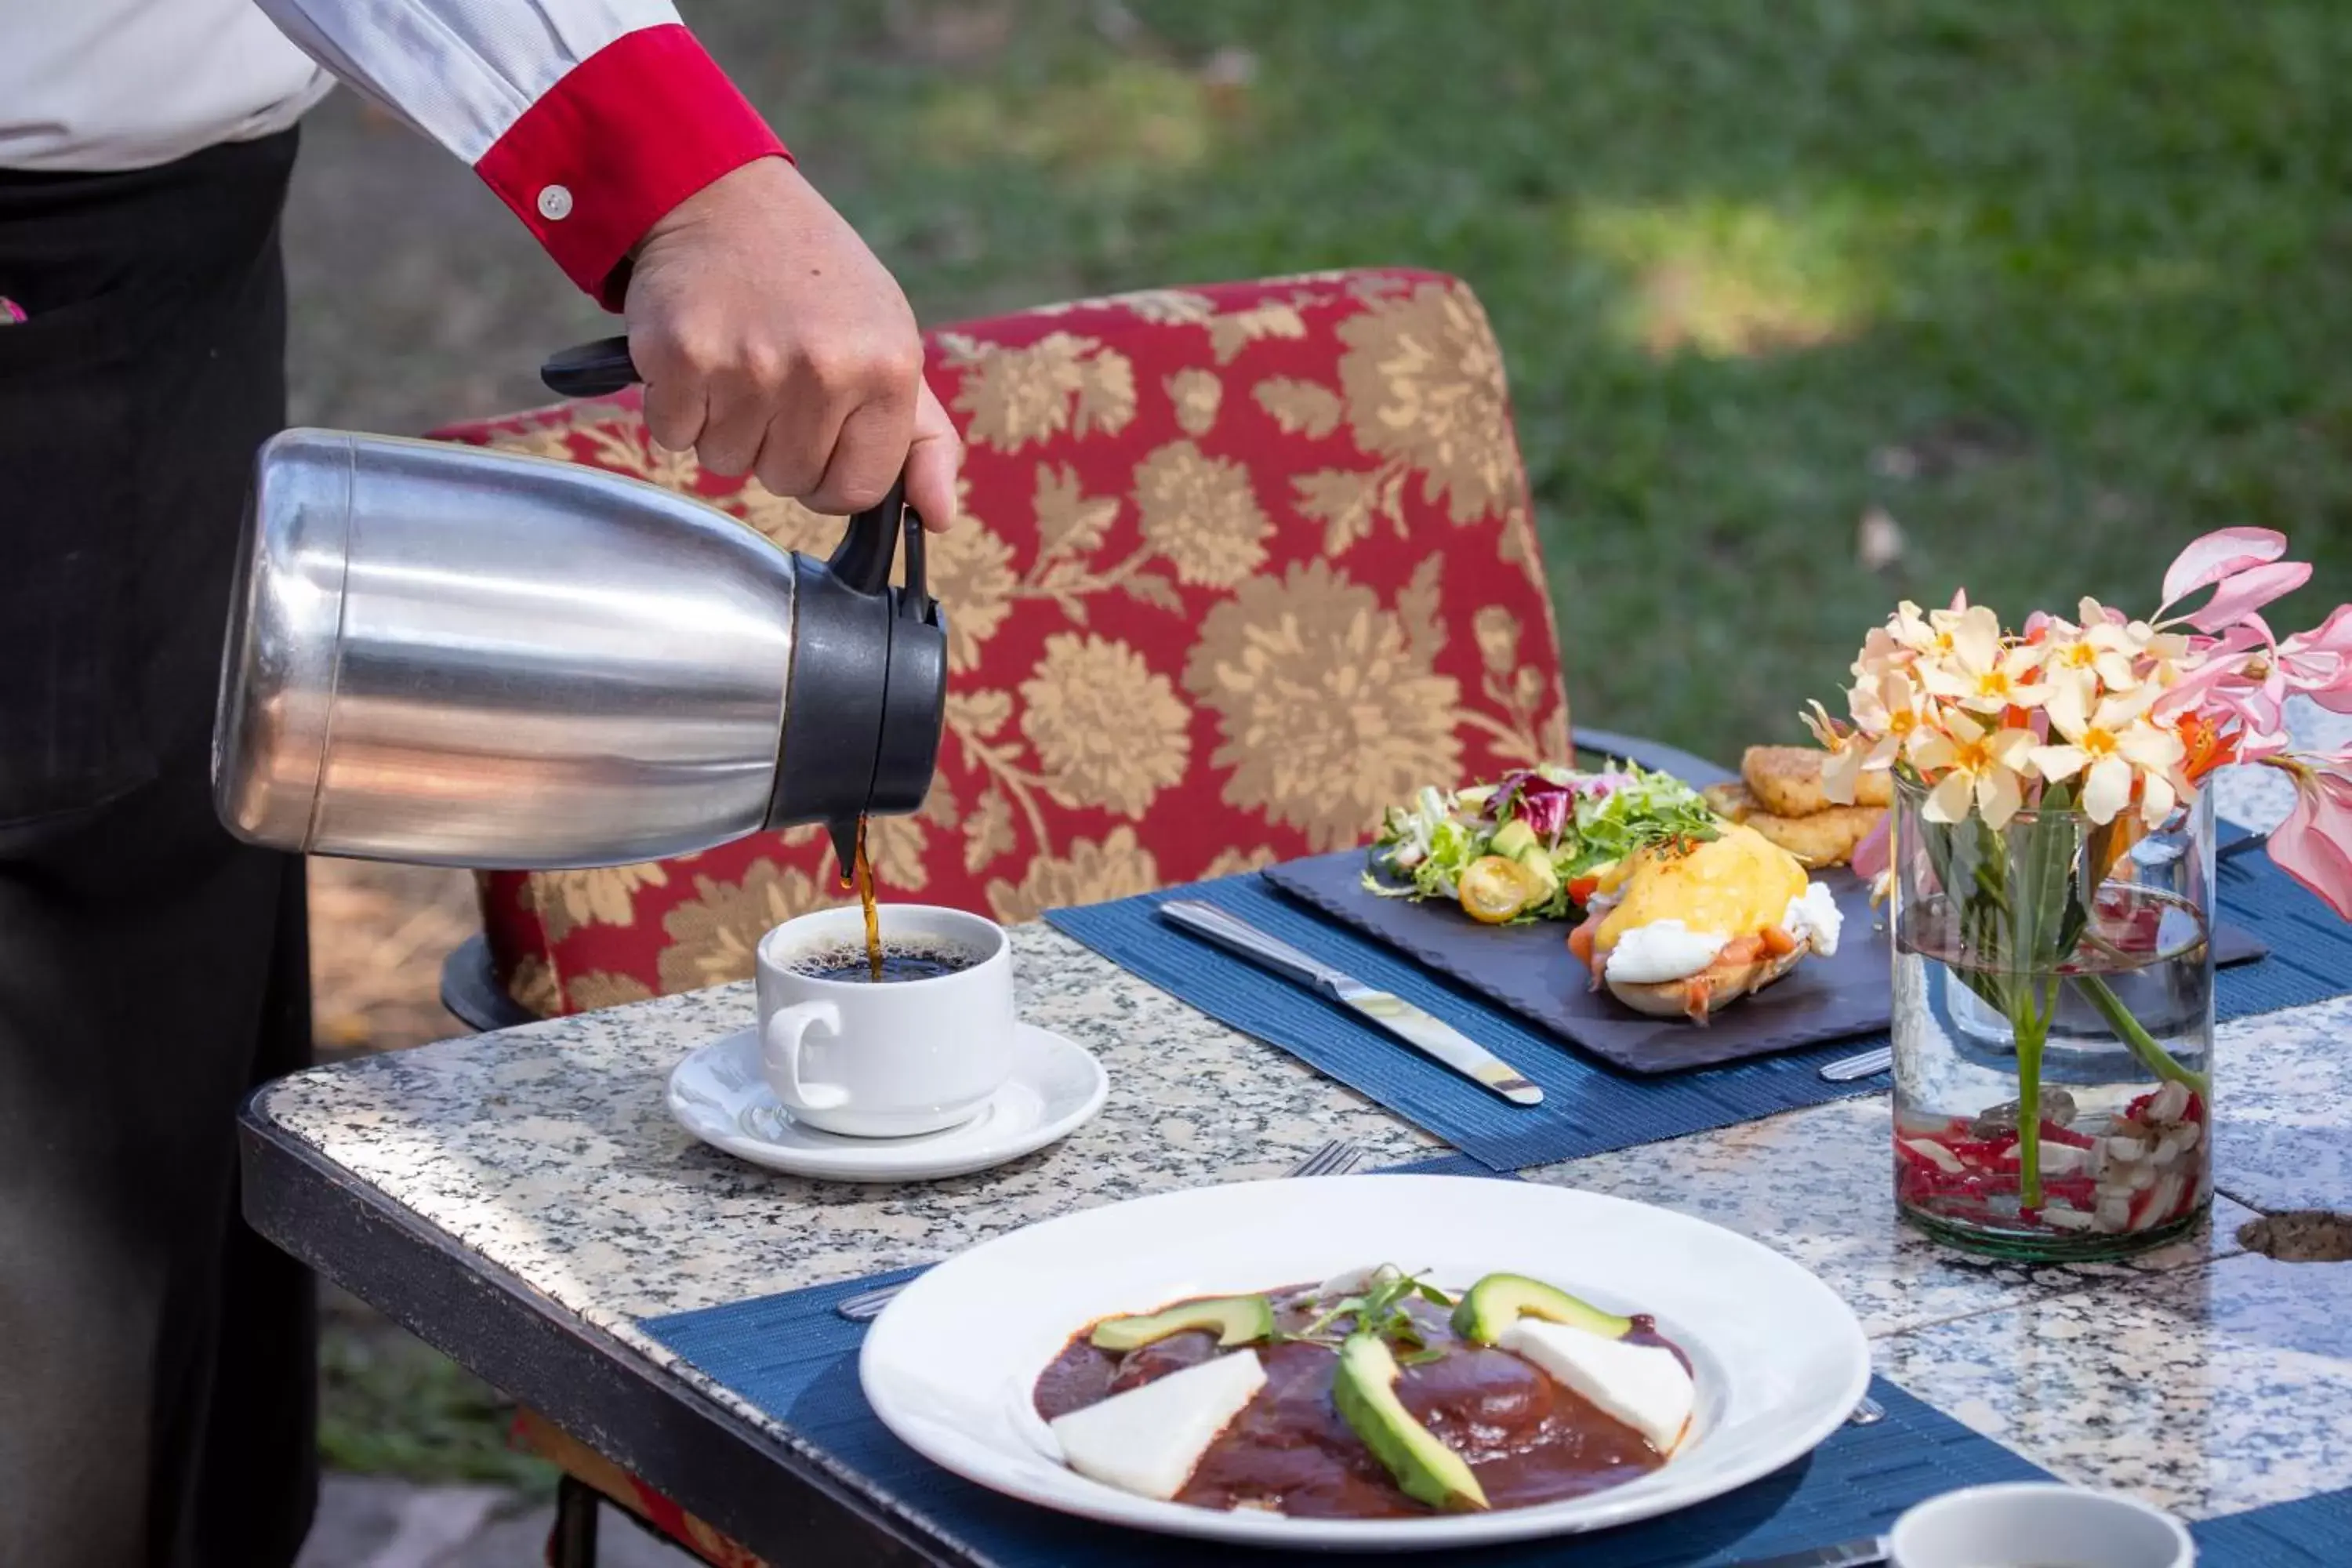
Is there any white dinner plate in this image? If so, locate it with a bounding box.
[859,1174,1869,1551]
[667,1023,1105,1181]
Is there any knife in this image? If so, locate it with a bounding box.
[1723,1537,1889,1568]
[1157,901,1544,1106]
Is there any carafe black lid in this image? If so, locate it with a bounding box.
[772,477,948,873]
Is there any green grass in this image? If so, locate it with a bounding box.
[320,1313,556,1492]
[693,0,2352,753]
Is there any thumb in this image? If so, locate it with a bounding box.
[903,379,963,532]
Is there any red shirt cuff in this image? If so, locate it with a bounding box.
[474,24,789,310]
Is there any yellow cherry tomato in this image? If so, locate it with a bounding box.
[1458,855,1539,924]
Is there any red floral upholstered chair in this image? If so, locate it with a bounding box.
[430,269,1573,1566]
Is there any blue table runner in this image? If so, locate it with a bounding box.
[644,1291,2043,1567]
[642,1255,2352,1566]
[2194,1486,2352,1565]
[1044,847,2352,1172]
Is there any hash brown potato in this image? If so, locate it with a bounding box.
[1702,780,1885,867]
[1741,745,1893,815]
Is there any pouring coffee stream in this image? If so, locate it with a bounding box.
[210,336,949,933]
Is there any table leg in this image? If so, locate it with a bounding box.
[553,1474,600,1568]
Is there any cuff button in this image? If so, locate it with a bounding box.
[536,184,575,221]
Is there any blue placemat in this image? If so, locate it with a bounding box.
[2196,1485,2352,1565]
[643,1289,2045,1568]
[1042,837,2352,1173]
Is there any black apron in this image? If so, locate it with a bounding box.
[0,128,318,1568]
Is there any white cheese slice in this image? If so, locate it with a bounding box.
[1048,1350,1267,1500]
[1783,882,1843,957]
[1602,920,1729,984]
[1500,1319,1695,1455]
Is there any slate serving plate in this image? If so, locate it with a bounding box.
[1261,850,2267,1076]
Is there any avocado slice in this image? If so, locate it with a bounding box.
[1515,845,1560,898]
[1090,1294,1276,1352]
[1490,818,1539,859]
[1450,1272,1632,1345]
[1333,1331,1488,1512]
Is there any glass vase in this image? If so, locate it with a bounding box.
[1889,774,2215,1260]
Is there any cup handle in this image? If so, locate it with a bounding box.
[760,1001,850,1111]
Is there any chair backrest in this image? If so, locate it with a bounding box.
[430,268,1570,1016]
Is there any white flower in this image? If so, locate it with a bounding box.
[2029,681,2187,827]
[1911,710,2038,829]
[1917,605,2050,713]
[2038,598,2143,692]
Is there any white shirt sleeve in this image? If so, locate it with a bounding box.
[250,0,683,163]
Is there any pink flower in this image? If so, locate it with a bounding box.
[2278,604,2352,713]
[1852,813,1892,883]
[2158,528,2287,612]
[2151,624,2272,724]
[2155,528,2310,635]
[2264,757,2352,920]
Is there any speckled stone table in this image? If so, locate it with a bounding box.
[245,740,2352,1565]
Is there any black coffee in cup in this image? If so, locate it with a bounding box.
[787,939,979,984]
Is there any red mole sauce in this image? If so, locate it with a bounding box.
[1033,1288,1678,1519]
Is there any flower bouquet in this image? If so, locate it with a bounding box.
[1809,528,2352,1258]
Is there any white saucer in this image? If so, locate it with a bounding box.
[667,1023,1107,1181]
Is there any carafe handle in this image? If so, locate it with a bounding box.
[536,336,927,593]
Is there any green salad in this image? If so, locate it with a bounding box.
[1367,763,1719,924]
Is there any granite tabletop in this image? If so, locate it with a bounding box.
[256,738,2352,1536]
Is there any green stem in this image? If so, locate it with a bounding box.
[2070,974,2211,1095]
[2007,981,2050,1209]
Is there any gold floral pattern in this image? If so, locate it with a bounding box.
[485,419,585,463]
[1473,604,1523,676]
[940,332,1137,451]
[529,862,669,942]
[1032,465,1119,560]
[1103,289,1216,326]
[1253,376,1343,438]
[1200,844,1279,879]
[1335,282,1519,527]
[505,954,558,1017]
[570,416,707,492]
[1184,558,1463,849]
[986,827,1160,926]
[565,971,656,1013]
[1018,633,1191,815]
[1132,440,1272,589]
[1166,368,1222,436]
[1291,463,1406,556]
[1205,300,1307,364]
[658,859,839,994]
[728,481,839,556]
[923,513,1018,670]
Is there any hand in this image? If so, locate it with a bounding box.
[622,157,960,529]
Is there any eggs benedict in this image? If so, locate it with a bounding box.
[1566,823,1843,1022]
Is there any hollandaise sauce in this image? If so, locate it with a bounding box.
[1592,825,1807,955]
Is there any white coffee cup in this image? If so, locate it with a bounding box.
[753,904,1017,1138]
[1890,1483,2194,1568]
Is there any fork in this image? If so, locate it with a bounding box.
[831,1139,1370,1322]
